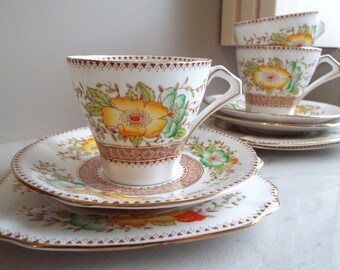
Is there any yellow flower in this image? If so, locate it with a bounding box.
[101,98,168,138]
[82,138,99,152]
[282,33,313,47]
[252,66,290,90]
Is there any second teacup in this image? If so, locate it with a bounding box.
[236,46,340,115]
[234,11,325,47]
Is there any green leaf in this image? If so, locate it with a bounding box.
[126,89,138,99]
[152,221,176,226]
[272,33,288,42]
[129,136,143,147]
[55,210,72,219]
[111,134,118,142]
[242,68,252,77]
[190,144,205,156]
[287,61,297,73]
[214,164,229,175]
[246,61,258,71]
[84,103,102,116]
[137,82,155,102]
[302,24,311,34]
[87,87,111,106]
[206,143,216,152]
[273,57,283,69]
[174,128,186,140]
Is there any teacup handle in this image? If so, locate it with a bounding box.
[185,65,242,140]
[295,54,340,104]
[315,20,325,40]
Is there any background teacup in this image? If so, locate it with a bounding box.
[236,46,340,115]
[67,55,241,186]
[234,11,325,47]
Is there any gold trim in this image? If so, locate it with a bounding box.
[207,120,340,150]
[0,179,280,251]
[213,112,340,129]
[11,126,259,208]
[204,94,340,121]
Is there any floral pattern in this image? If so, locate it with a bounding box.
[186,137,239,182]
[242,24,318,46]
[74,78,202,147]
[57,137,99,161]
[18,191,246,231]
[240,57,307,96]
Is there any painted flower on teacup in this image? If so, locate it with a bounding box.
[241,57,303,95]
[75,80,195,146]
[281,33,313,47]
[243,24,317,46]
[102,98,168,138]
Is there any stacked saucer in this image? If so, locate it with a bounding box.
[205,94,340,150]
[0,125,280,251]
[206,11,340,151]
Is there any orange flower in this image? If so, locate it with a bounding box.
[82,138,99,152]
[252,66,290,90]
[174,210,205,222]
[282,33,313,47]
[101,98,168,138]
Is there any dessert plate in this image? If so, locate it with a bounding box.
[210,118,340,151]
[0,170,279,251]
[12,126,259,209]
[212,112,340,135]
[204,95,340,124]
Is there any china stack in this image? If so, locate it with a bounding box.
[0,55,280,251]
[206,11,340,151]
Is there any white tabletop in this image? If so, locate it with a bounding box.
[0,137,339,270]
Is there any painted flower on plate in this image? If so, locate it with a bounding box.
[161,88,187,138]
[199,149,231,167]
[101,97,168,138]
[70,214,108,230]
[46,178,86,190]
[174,210,205,222]
[252,66,290,90]
[82,138,99,152]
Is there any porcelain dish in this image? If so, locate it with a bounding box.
[204,95,340,124]
[12,126,260,209]
[210,118,340,151]
[212,112,340,135]
[0,170,279,251]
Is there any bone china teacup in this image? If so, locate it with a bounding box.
[67,55,241,186]
[234,11,325,47]
[236,46,340,115]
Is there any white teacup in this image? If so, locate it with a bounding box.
[234,11,325,47]
[236,46,340,115]
[67,55,241,186]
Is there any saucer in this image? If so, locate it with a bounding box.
[0,170,279,251]
[204,95,340,124]
[12,126,260,209]
[210,118,340,151]
[212,112,340,135]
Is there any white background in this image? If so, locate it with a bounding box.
[0,0,339,143]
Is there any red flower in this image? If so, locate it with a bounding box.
[174,210,205,222]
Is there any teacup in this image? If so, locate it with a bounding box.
[236,46,340,115]
[234,11,325,47]
[67,55,241,186]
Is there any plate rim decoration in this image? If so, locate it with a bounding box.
[209,118,340,151]
[0,170,279,251]
[204,94,340,124]
[212,112,340,134]
[11,126,260,209]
